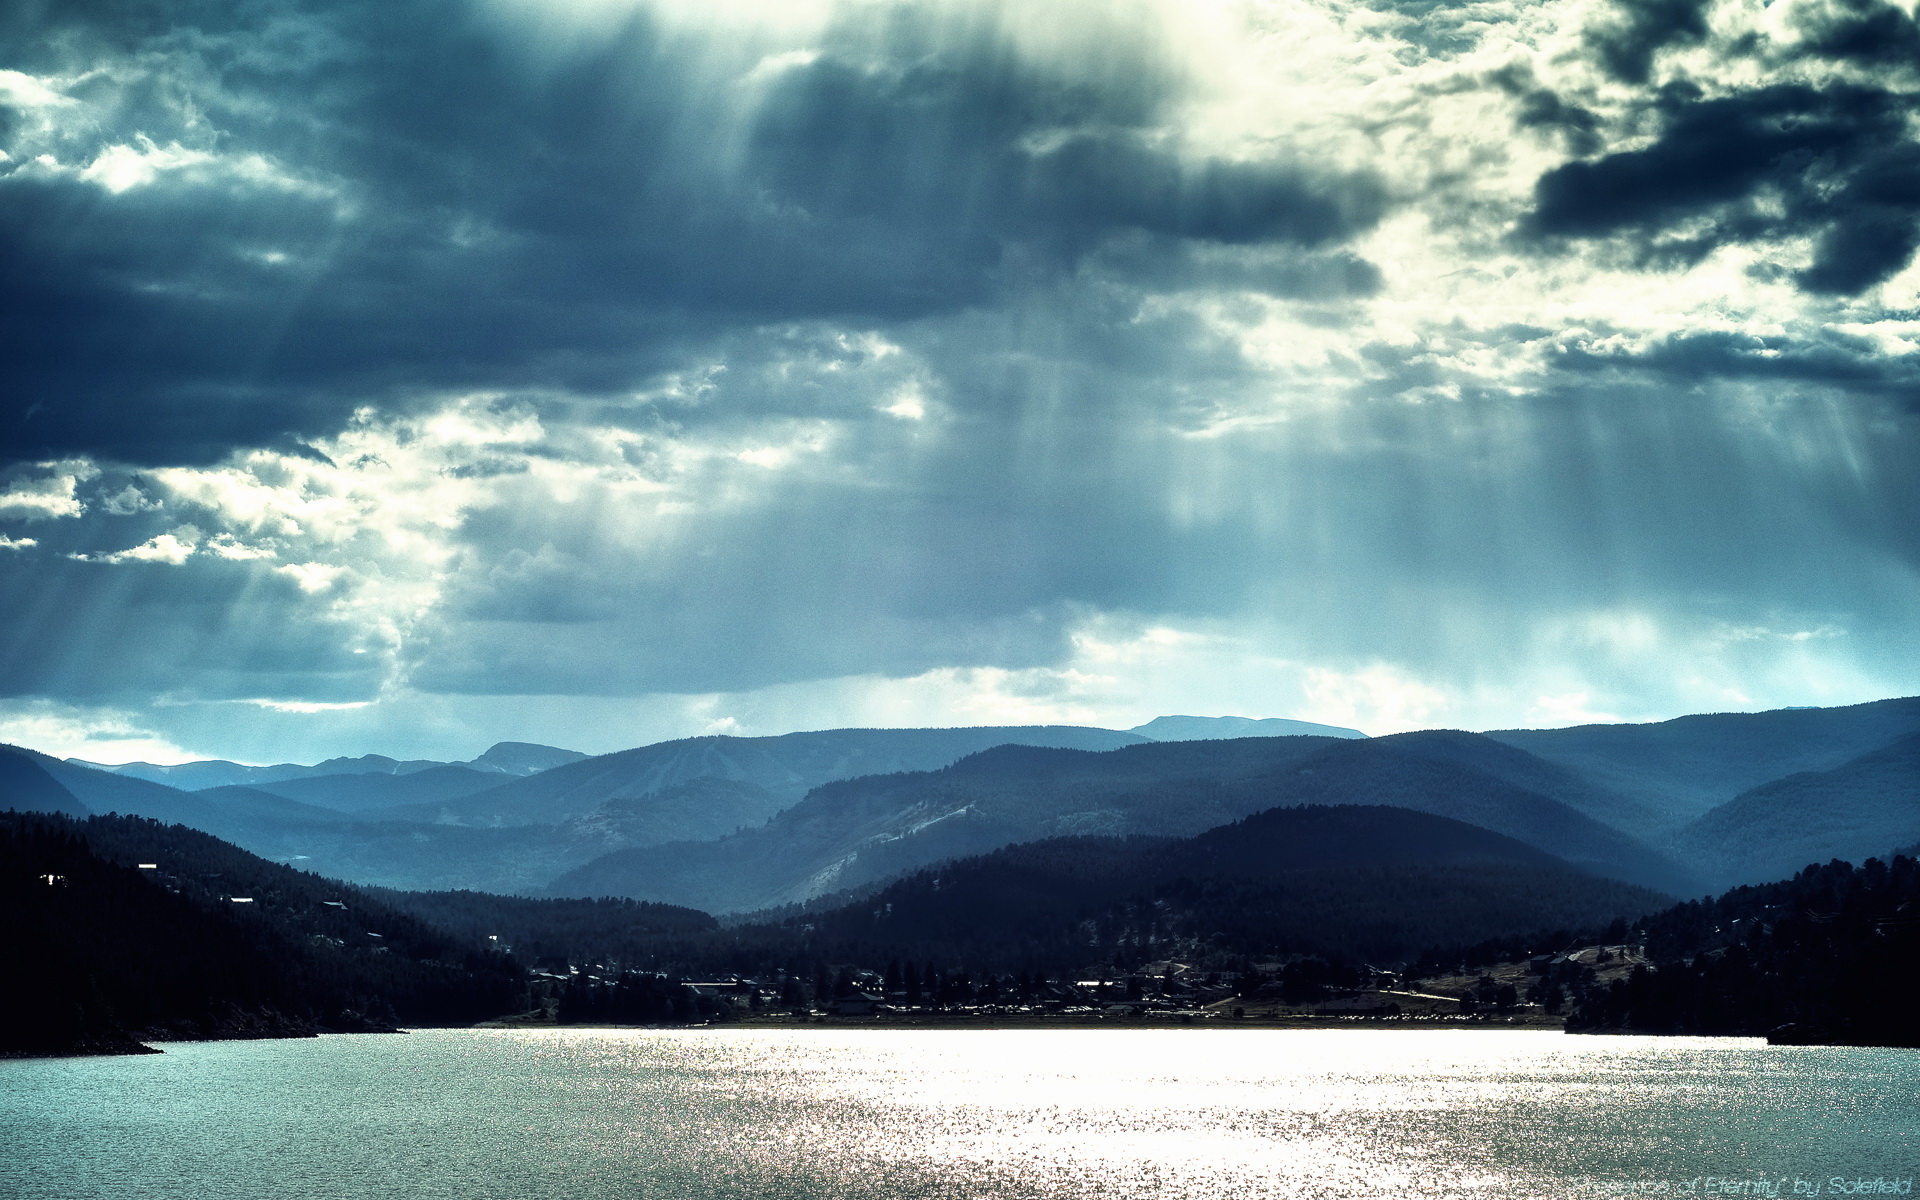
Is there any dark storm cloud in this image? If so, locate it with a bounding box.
[1526,81,1920,294]
[1554,328,1920,396]
[1790,0,1920,66]
[1584,0,1711,83]
[1488,65,1603,157]
[0,0,1385,469]
[9,0,1920,751]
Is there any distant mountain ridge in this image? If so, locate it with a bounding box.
[548,731,1693,912]
[1364,730,1666,842]
[1673,731,1920,888]
[68,741,588,793]
[0,727,1156,894]
[378,725,1153,829]
[1129,715,1367,741]
[1488,697,1920,829]
[0,744,635,893]
[248,766,508,812]
[10,699,1920,903]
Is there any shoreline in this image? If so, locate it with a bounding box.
[477,1010,1568,1033]
[15,1017,1856,1059]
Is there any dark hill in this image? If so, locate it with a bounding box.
[6,748,356,840]
[560,776,784,847]
[1674,732,1920,888]
[0,812,526,1056]
[10,745,217,822]
[0,747,89,817]
[363,888,717,971]
[775,805,1670,970]
[1489,696,1920,830]
[1237,735,1691,893]
[1168,799,1563,873]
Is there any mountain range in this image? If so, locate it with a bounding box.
[1488,696,1920,834]
[548,730,1692,911]
[4,699,1919,908]
[0,725,1155,892]
[70,741,587,792]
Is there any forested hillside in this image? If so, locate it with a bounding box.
[1,812,526,1056]
[1567,856,1920,1046]
[366,888,717,971]
[711,805,1673,973]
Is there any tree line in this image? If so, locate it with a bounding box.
[1566,856,1920,1045]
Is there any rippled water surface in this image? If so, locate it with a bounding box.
[3,1029,1915,1199]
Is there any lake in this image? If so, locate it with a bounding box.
[2,1028,1915,1199]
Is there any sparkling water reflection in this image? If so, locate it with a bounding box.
[3,1029,1914,1199]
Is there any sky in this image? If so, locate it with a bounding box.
[2,0,1919,765]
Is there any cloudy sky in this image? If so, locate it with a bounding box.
[2,0,1918,764]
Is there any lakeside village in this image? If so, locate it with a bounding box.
[504,944,1650,1029]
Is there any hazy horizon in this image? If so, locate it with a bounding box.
[26,696,1920,769]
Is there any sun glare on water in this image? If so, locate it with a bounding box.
[3,1024,1914,1199]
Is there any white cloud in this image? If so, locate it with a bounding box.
[881,385,928,420]
[205,533,276,560]
[1301,665,1448,734]
[0,699,201,765]
[0,535,35,551]
[100,485,161,516]
[242,698,374,714]
[0,69,76,110]
[0,460,98,520]
[1526,691,1624,727]
[73,527,202,566]
[276,562,345,593]
[125,399,650,687]
[734,447,793,468]
[81,138,218,194]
